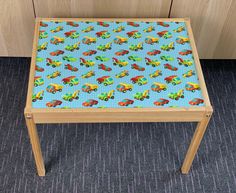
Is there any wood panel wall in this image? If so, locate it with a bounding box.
[0,0,235,58]
[170,0,236,59]
[0,0,35,56]
[33,0,172,18]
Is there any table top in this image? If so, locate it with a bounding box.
[31,19,206,109]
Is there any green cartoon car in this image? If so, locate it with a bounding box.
[97,42,112,51]
[39,31,48,39]
[98,90,115,101]
[65,42,80,51]
[128,55,142,62]
[160,55,174,61]
[37,42,48,52]
[34,76,44,87]
[96,76,114,86]
[133,90,150,101]
[62,56,78,62]
[95,56,110,62]
[62,90,80,101]
[129,42,143,51]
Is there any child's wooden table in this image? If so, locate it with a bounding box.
[25,18,213,176]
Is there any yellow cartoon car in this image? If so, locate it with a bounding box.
[81,71,95,79]
[82,83,98,93]
[151,82,167,92]
[50,36,65,45]
[143,26,155,33]
[46,58,62,68]
[149,70,162,78]
[82,36,97,45]
[82,26,94,32]
[145,36,159,44]
[145,57,160,67]
[80,58,95,67]
[46,83,63,94]
[173,26,185,33]
[114,36,128,44]
[37,42,48,51]
[185,82,200,92]
[176,36,190,44]
[113,26,125,32]
[116,83,133,93]
[50,26,63,33]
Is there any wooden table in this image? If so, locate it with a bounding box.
[25,18,213,176]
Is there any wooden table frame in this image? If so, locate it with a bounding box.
[25,18,213,176]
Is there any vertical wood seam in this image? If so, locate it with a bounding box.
[31,0,36,18]
[168,0,174,18]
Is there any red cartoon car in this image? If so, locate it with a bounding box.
[64,30,76,37]
[83,50,97,56]
[157,22,169,27]
[35,65,44,72]
[64,64,78,72]
[118,99,134,106]
[95,30,110,38]
[115,50,129,56]
[179,49,192,56]
[98,64,112,71]
[96,76,113,85]
[154,98,169,106]
[147,50,161,56]
[126,30,141,38]
[66,21,79,27]
[40,21,48,27]
[127,30,137,36]
[130,75,148,85]
[62,76,79,86]
[46,100,62,107]
[82,99,98,107]
[157,30,168,37]
[50,50,64,56]
[189,98,204,105]
[164,75,181,85]
[131,64,145,71]
[97,22,109,27]
[127,22,139,27]
[164,63,178,71]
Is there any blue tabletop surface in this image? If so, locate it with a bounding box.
[32,20,205,108]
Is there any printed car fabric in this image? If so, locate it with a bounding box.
[33,20,205,108]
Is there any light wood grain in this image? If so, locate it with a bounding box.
[25,18,40,109]
[31,107,206,123]
[213,1,236,58]
[170,0,236,59]
[0,0,35,56]
[40,17,187,22]
[25,113,45,176]
[34,0,171,18]
[181,109,213,174]
[185,20,211,107]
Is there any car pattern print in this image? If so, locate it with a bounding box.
[33,20,205,108]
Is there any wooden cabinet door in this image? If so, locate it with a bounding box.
[170,0,236,59]
[0,0,35,56]
[34,0,171,18]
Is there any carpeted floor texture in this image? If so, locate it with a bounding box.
[0,58,235,193]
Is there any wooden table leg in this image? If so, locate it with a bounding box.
[181,111,212,174]
[25,113,45,176]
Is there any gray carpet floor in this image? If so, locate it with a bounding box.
[0,58,236,193]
